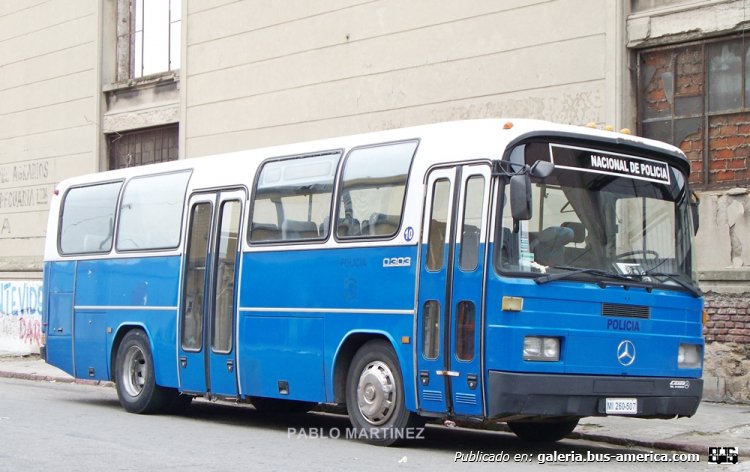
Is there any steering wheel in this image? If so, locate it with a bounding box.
[615,249,659,260]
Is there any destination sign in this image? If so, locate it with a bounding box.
[550,144,671,185]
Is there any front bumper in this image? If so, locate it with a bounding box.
[487,371,702,419]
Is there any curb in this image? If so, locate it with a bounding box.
[448,419,702,455]
[0,369,113,387]
[569,431,704,455]
[0,368,702,454]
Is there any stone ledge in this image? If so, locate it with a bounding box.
[699,269,750,282]
[699,270,750,294]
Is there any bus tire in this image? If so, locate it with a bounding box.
[507,418,579,442]
[114,329,169,414]
[346,340,419,446]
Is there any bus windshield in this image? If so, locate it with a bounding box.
[497,141,696,293]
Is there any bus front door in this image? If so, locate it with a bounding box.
[178,190,245,398]
[417,164,490,417]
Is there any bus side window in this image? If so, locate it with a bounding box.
[59,181,122,255]
[182,202,212,351]
[336,141,418,240]
[116,171,191,251]
[249,152,340,243]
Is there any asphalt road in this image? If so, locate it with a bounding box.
[0,378,716,471]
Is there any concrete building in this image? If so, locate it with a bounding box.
[0,0,748,397]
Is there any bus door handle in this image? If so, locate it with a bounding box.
[180,357,187,368]
[436,370,459,377]
[226,360,234,373]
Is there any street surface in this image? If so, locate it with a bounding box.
[0,378,719,471]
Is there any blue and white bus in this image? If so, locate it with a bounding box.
[42,119,704,445]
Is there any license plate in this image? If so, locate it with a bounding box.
[605,398,638,415]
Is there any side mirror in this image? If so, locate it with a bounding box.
[510,173,532,221]
[690,191,700,235]
[529,160,554,179]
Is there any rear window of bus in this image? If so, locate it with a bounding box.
[59,181,122,255]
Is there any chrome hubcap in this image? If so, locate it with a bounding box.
[121,345,146,397]
[356,360,396,425]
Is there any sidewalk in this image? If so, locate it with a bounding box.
[2,355,749,455]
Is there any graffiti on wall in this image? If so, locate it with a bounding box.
[0,281,43,354]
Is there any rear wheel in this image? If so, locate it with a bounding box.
[507,418,579,442]
[346,340,421,446]
[115,329,170,414]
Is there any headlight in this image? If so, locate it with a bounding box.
[524,336,560,361]
[678,344,702,369]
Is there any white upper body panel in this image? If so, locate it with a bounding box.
[44,119,687,262]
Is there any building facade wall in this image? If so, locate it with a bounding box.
[0,1,100,279]
[182,0,620,157]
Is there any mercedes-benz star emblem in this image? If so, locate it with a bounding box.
[617,340,636,367]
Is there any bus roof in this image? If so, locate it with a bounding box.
[54,118,689,192]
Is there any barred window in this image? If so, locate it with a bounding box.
[108,125,178,170]
[637,35,750,189]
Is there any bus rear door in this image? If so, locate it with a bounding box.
[417,164,490,417]
[178,189,245,398]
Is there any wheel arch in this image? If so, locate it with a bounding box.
[331,330,416,411]
[109,323,155,383]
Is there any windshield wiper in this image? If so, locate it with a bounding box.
[535,266,635,285]
[638,271,703,298]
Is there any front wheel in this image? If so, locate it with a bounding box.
[507,418,579,442]
[114,329,170,414]
[346,340,421,446]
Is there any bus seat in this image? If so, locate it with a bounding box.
[337,217,361,236]
[500,227,518,266]
[561,222,589,265]
[319,217,330,236]
[250,223,281,242]
[282,219,319,240]
[364,213,399,235]
[531,226,575,266]
[460,225,480,267]
[427,219,447,268]
[528,231,538,248]
[561,221,585,244]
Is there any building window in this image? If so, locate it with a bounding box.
[637,34,750,189]
[108,124,179,170]
[117,0,181,80]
